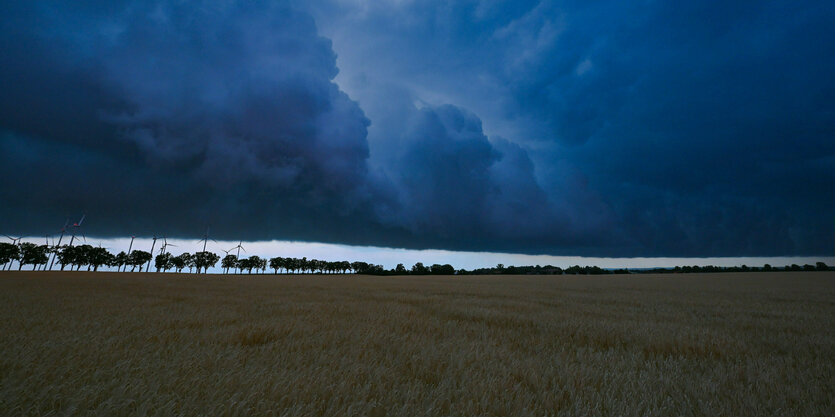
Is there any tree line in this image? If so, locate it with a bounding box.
[0,241,831,274]
[0,242,375,274]
[461,263,833,274]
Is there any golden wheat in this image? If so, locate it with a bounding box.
[0,271,832,416]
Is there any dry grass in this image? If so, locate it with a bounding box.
[0,271,832,416]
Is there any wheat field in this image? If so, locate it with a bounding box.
[0,271,832,416]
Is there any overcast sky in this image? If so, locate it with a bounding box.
[1,1,833,258]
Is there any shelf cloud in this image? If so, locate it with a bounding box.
[1,1,832,256]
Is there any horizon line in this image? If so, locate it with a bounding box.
[4,235,834,270]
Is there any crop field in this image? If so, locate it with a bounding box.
[0,271,833,416]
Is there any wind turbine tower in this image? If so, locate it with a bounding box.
[198,227,216,252]
[39,235,51,271]
[48,219,69,271]
[159,237,177,255]
[231,241,246,274]
[67,214,86,247]
[124,235,136,272]
[3,235,22,271]
[146,235,159,272]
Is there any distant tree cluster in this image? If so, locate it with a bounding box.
[0,240,831,275]
[637,263,833,274]
[0,242,221,274]
[459,263,832,275]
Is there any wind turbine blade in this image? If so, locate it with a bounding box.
[78,214,86,225]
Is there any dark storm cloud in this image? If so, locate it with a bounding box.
[379,104,590,252]
[0,0,582,254]
[497,0,835,255]
[300,0,835,256]
[1,0,833,256]
[0,1,387,242]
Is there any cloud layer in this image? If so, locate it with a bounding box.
[1,1,832,256]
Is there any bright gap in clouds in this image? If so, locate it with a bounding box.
[13,237,835,273]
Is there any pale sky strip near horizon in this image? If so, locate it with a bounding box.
[10,237,834,272]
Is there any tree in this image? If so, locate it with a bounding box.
[113,251,129,272]
[235,257,246,274]
[0,242,20,270]
[816,262,829,271]
[269,257,282,274]
[88,247,113,272]
[430,264,455,275]
[241,256,261,274]
[19,243,49,270]
[312,259,324,274]
[221,255,237,274]
[56,246,75,271]
[155,253,174,272]
[411,262,428,275]
[171,253,188,273]
[192,251,219,274]
[34,244,51,270]
[109,252,124,271]
[565,265,582,275]
[179,253,194,273]
[64,245,83,271]
[72,245,94,271]
[395,263,406,274]
[129,250,152,272]
[351,261,370,274]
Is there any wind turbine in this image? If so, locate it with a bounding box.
[124,235,136,272]
[220,248,234,274]
[146,235,159,272]
[197,227,217,253]
[230,241,246,274]
[67,214,86,247]
[48,219,69,271]
[154,237,178,273]
[159,237,177,255]
[3,235,22,271]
